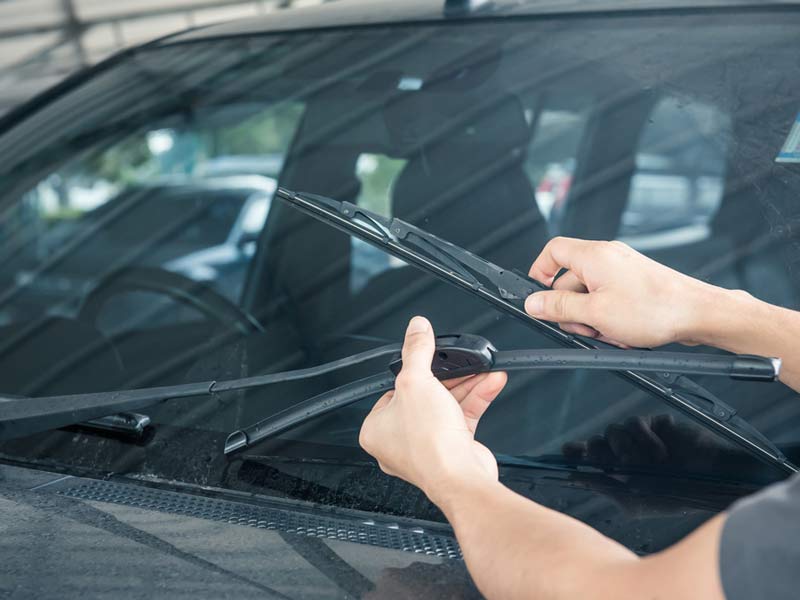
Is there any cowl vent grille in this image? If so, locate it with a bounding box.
[55,479,461,559]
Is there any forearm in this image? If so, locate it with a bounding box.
[687,285,800,392]
[434,479,726,600]
[435,481,638,600]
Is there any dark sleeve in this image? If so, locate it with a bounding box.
[719,474,800,600]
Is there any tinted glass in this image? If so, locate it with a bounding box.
[1,11,799,510]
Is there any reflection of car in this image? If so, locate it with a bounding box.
[535,161,573,219]
[197,154,285,179]
[1,1,800,597]
[8,176,274,322]
[163,175,275,301]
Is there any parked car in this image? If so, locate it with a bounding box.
[3,176,274,331]
[1,1,800,597]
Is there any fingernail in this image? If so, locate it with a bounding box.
[525,293,544,316]
[407,316,430,334]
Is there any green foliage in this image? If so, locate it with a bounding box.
[214,102,305,156]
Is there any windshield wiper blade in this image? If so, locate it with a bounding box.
[223,335,788,469]
[283,189,548,303]
[0,333,786,475]
[275,188,797,474]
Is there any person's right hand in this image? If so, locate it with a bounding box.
[524,237,721,348]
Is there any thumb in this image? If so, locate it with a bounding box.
[525,290,595,325]
[400,316,435,374]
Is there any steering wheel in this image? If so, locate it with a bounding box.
[78,267,264,335]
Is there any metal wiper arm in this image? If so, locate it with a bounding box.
[275,188,797,474]
[0,333,785,472]
[0,344,403,443]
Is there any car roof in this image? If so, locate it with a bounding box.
[163,0,800,44]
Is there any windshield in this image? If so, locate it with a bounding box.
[1,10,800,520]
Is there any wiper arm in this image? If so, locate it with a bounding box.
[0,333,784,475]
[274,188,797,474]
[223,335,789,472]
[0,344,403,443]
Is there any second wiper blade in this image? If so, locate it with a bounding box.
[0,334,782,461]
[223,335,787,468]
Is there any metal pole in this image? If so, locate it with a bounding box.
[59,0,87,68]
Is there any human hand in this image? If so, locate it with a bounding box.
[359,316,507,507]
[525,237,720,348]
[562,414,723,471]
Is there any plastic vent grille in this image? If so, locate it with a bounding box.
[57,480,461,559]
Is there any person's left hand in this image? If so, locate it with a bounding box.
[359,316,507,507]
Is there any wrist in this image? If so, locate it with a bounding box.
[426,473,504,520]
[680,284,765,350]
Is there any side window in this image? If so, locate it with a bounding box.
[350,153,407,293]
[617,97,730,251]
[525,103,592,234]
[14,102,303,331]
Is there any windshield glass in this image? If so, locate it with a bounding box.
[1,10,800,514]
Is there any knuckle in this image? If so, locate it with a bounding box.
[595,240,617,255]
[609,240,630,250]
[551,293,569,318]
[585,294,607,321]
[358,427,372,451]
[394,372,416,390]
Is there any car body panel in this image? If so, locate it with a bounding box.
[0,462,473,599]
[165,0,800,42]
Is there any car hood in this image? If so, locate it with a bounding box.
[0,463,478,599]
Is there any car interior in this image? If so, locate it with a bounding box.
[2,16,800,488]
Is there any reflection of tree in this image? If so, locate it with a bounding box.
[77,102,305,188]
[31,101,306,226]
[85,136,155,185]
[213,102,305,156]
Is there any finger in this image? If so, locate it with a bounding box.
[586,434,616,465]
[399,316,436,375]
[605,423,635,464]
[441,374,478,392]
[447,373,488,401]
[562,441,587,460]
[552,270,588,293]
[624,416,668,463]
[528,237,594,285]
[367,391,394,416]
[560,322,601,338]
[651,414,676,439]
[525,289,596,325]
[376,460,399,478]
[552,272,593,336]
[595,335,630,349]
[459,371,507,433]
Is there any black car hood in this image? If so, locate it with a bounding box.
[0,463,479,599]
